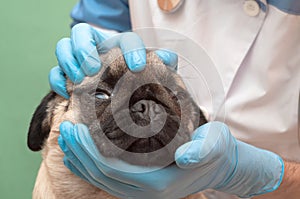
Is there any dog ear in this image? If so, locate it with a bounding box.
[198,107,208,127]
[27,91,57,151]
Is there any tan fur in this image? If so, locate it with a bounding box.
[33,96,205,199]
[32,49,206,199]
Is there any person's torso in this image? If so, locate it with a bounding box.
[128,0,300,198]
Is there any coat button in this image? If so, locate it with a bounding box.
[243,0,260,17]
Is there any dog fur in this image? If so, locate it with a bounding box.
[28,49,207,199]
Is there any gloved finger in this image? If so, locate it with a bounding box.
[55,38,85,84]
[72,124,143,187]
[175,140,207,169]
[58,134,90,173]
[59,135,126,194]
[175,122,225,169]
[97,32,146,72]
[119,32,146,72]
[72,123,102,161]
[73,124,171,192]
[62,156,90,182]
[155,49,178,71]
[71,23,106,76]
[176,180,205,199]
[59,121,109,179]
[63,158,127,199]
[191,121,228,141]
[48,66,69,99]
[59,122,143,195]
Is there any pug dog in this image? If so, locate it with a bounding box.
[27,48,207,199]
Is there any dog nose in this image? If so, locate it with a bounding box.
[130,100,164,124]
[131,100,148,114]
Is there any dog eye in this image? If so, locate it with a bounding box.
[95,90,110,100]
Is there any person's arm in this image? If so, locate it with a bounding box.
[254,160,300,199]
[70,0,131,32]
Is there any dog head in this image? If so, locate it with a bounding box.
[28,49,207,166]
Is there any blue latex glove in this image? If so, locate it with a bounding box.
[58,121,284,199]
[49,23,178,99]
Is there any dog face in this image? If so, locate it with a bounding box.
[28,49,207,166]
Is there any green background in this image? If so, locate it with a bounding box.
[0,1,77,198]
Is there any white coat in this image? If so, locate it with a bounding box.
[128,0,300,198]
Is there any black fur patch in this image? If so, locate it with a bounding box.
[27,91,56,151]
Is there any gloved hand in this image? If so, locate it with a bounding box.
[58,121,284,199]
[49,23,178,99]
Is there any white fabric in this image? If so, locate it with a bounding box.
[129,0,300,198]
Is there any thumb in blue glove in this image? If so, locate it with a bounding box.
[175,121,284,198]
